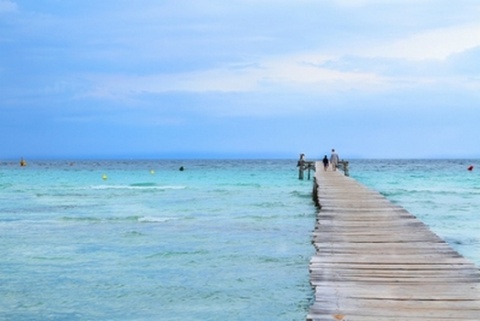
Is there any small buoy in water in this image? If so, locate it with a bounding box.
[179,166,184,171]
[468,165,474,171]
[150,169,155,175]
[102,174,108,180]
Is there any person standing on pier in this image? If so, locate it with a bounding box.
[322,155,329,171]
[330,149,339,171]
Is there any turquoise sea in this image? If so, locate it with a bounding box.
[0,159,479,321]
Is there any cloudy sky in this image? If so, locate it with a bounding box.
[1,0,479,159]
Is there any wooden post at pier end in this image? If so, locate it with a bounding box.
[307,162,480,321]
[298,163,305,180]
[298,158,315,180]
[298,154,306,180]
[305,162,315,180]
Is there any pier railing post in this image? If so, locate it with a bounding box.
[297,156,316,180]
[312,176,321,208]
[305,161,315,180]
[298,162,305,180]
[338,160,349,176]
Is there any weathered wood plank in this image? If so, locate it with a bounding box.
[307,164,480,321]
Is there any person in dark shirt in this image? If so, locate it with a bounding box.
[322,155,329,171]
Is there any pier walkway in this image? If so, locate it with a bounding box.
[308,164,480,321]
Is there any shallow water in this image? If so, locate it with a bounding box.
[0,160,316,321]
[1,159,478,320]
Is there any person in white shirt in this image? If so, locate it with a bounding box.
[330,149,339,171]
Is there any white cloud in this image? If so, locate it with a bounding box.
[363,23,480,61]
[15,1,479,106]
[259,54,387,91]
[82,53,387,100]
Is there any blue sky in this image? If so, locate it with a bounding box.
[1,0,480,159]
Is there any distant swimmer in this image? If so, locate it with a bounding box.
[468,165,474,171]
[20,158,27,167]
[179,166,184,171]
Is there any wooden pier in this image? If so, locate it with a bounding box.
[308,163,480,321]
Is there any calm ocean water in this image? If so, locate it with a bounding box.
[0,159,478,320]
[0,160,315,321]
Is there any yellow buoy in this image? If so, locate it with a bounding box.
[102,174,108,180]
[150,170,155,175]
